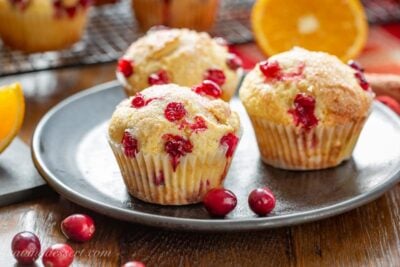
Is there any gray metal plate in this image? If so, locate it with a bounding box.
[32,81,400,231]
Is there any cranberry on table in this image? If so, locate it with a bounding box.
[42,243,74,267]
[203,188,237,217]
[11,231,41,264]
[248,187,276,216]
[122,261,146,267]
[61,214,95,242]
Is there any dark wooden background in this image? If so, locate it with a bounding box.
[1,45,400,266]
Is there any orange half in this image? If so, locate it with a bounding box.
[0,83,25,153]
[251,0,368,61]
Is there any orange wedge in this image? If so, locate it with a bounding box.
[251,0,368,61]
[0,83,25,153]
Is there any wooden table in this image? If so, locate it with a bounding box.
[1,61,400,267]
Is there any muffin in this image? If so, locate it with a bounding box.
[0,0,91,53]
[108,84,241,205]
[132,0,219,32]
[239,48,374,170]
[116,28,242,102]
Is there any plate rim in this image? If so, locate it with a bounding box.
[31,81,400,231]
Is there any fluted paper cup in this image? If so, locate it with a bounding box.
[109,140,236,205]
[249,116,368,170]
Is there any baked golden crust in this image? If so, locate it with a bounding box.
[108,84,241,156]
[239,48,374,126]
[117,28,242,101]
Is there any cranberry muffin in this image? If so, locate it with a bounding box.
[116,28,243,102]
[108,84,241,205]
[239,48,374,170]
[132,0,219,32]
[0,0,91,52]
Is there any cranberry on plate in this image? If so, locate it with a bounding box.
[248,187,276,216]
[11,231,41,264]
[203,188,237,217]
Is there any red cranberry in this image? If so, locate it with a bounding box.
[193,80,222,98]
[226,53,243,70]
[164,102,186,122]
[376,96,400,115]
[248,187,276,216]
[348,60,364,72]
[259,60,282,80]
[65,6,76,18]
[354,71,370,91]
[288,93,318,131]
[148,70,170,85]
[204,69,226,86]
[163,134,193,171]
[117,58,134,78]
[122,131,139,158]
[122,261,146,267]
[61,214,95,242]
[131,94,145,108]
[190,116,208,132]
[203,188,237,217]
[11,231,41,264]
[42,244,74,267]
[220,133,239,157]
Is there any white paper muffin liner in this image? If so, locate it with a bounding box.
[250,116,368,170]
[109,141,234,205]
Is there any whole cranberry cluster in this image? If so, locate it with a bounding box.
[11,213,144,267]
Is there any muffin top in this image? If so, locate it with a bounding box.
[239,48,374,128]
[1,0,90,16]
[108,84,241,170]
[116,28,243,101]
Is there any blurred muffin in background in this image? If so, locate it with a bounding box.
[0,0,92,53]
[132,0,219,32]
[116,28,242,101]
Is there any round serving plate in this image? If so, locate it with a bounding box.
[32,81,400,231]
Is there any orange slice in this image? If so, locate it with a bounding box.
[251,0,368,61]
[0,83,25,153]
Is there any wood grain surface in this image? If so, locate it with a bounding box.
[1,49,400,266]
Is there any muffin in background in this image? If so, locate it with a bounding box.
[0,0,91,53]
[239,47,374,170]
[108,84,241,205]
[116,28,243,101]
[132,0,219,32]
